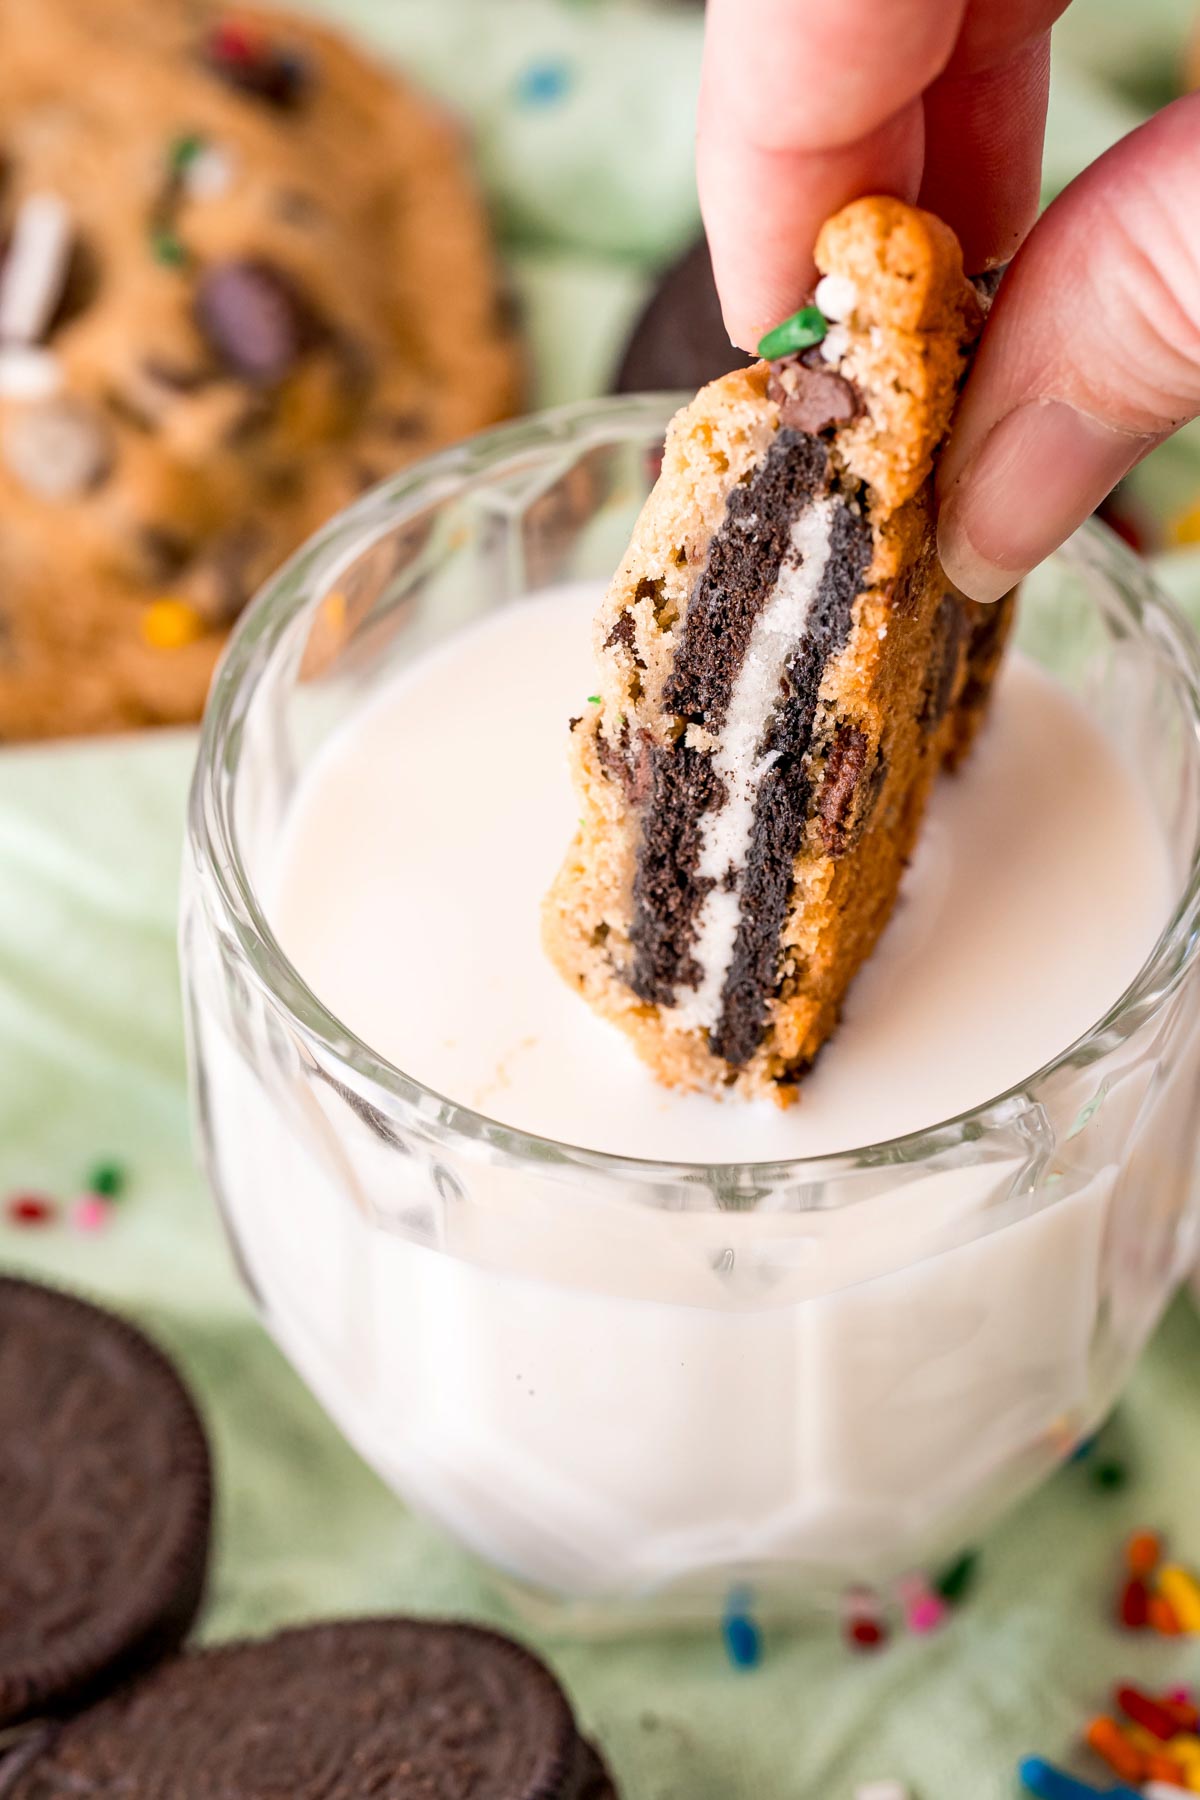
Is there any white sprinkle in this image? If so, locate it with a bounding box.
[184,144,236,202]
[876,624,888,641]
[0,344,62,400]
[1143,1786,1192,1800]
[0,193,73,346]
[819,323,851,367]
[854,1784,910,1800]
[815,272,858,322]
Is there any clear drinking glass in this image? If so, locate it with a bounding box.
[181,396,1200,1630]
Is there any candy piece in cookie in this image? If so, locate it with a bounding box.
[0,1277,212,1726]
[4,1619,618,1799]
[0,0,523,740]
[544,197,1014,1101]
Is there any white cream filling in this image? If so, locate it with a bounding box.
[669,498,837,1032]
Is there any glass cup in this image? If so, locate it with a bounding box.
[181,396,1200,1630]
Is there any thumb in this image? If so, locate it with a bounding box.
[938,94,1200,602]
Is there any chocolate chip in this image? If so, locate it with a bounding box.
[768,354,859,434]
[2,397,113,499]
[205,37,310,109]
[137,524,193,584]
[815,725,871,855]
[140,353,214,393]
[921,594,967,733]
[604,610,644,665]
[596,722,654,808]
[194,260,318,385]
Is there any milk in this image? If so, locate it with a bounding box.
[271,583,1170,1160]
[189,580,1195,1609]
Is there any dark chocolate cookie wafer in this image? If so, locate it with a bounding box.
[612,237,752,395]
[0,1278,212,1727]
[5,1619,616,1799]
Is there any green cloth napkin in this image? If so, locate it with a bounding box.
[4,5,1200,1797]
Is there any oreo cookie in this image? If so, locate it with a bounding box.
[5,1619,616,1798]
[0,1278,212,1727]
[612,236,752,395]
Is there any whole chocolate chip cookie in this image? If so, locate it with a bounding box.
[4,1619,617,1798]
[0,0,523,739]
[0,1277,212,1727]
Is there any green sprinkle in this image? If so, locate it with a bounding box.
[757,305,828,360]
[1091,1458,1129,1492]
[168,132,206,174]
[933,1549,979,1604]
[150,228,188,268]
[86,1160,126,1198]
[587,694,600,705]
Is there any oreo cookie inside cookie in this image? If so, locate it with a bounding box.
[612,237,752,394]
[5,1619,616,1799]
[0,1278,212,1727]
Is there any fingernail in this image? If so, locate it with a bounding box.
[938,399,1145,603]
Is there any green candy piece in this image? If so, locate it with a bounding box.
[587,694,601,705]
[168,132,206,174]
[757,304,828,360]
[150,229,188,268]
[86,1159,126,1198]
[933,1549,980,1604]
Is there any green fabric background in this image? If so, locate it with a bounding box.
[3,4,1200,1795]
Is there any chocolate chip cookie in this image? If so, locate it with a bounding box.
[544,197,1014,1101]
[0,0,522,739]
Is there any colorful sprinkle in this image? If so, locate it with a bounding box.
[587,694,600,705]
[1158,1566,1200,1634]
[1126,1530,1162,1577]
[1117,1687,1184,1743]
[933,1549,979,1604]
[514,58,574,107]
[720,1588,761,1670]
[1018,1756,1140,1800]
[1118,1575,1149,1630]
[0,345,63,401]
[757,305,828,361]
[0,192,73,346]
[86,1160,126,1198]
[6,1192,56,1226]
[72,1194,112,1234]
[168,132,207,175]
[842,1587,888,1653]
[141,598,206,649]
[1086,1717,1148,1784]
[813,273,858,322]
[150,228,188,268]
[895,1573,947,1635]
[1148,1594,1183,1637]
[1070,1432,1099,1464]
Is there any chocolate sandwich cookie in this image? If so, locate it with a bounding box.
[4,1619,617,1799]
[0,1278,212,1726]
[612,237,752,395]
[545,197,1015,1100]
[0,0,522,740]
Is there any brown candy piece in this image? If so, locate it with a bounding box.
[2,397,113,499]
[768,352,859,434]
[194,259,317,384]
[816,724,872,855]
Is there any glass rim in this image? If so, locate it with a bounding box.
[188,394,1200,1183]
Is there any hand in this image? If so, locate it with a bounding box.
[698,1,1200,602]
